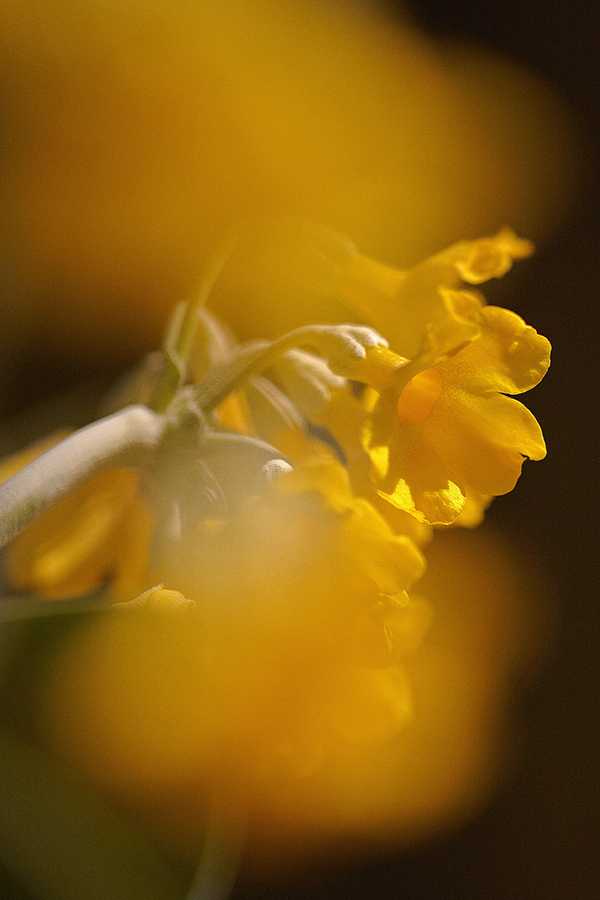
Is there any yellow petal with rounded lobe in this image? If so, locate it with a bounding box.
[435,228,534,285]
[427,390,546,497]
[440,306,551,395]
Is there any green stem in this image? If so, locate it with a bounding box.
[0,590,111,624]
[175,237,238,369]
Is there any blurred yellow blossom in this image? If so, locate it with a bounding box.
[34,525,548,869]
[0,437,153,600]
[38,460,427,793]
[232,525,551,865]
[7,467,153,600]
[0,0,575,362]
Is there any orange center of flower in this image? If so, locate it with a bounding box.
[396,368,443,424]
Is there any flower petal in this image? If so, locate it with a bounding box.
[427,390,546,496]
[435,228,534,284]
[376,429,467,525]
[440,306,551,395]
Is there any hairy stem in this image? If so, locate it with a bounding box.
[0,406,167,549]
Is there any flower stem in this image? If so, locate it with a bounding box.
[185,785,246,900]
[150,234,239,413]
[0,405,167,550]
[194,324,385,413]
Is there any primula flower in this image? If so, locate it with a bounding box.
[278,228,550,526]
[0,218,552,893]
[37,523,545,870]
[354,304,550,525]
[331,228,535,359]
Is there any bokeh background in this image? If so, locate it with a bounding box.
[0,0,598,897]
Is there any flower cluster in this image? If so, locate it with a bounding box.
[0,222,549,864]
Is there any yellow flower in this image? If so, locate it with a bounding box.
[355,304,550,525]
[310,378,434,544]
[332,228,534,359]
[290,229,550,527]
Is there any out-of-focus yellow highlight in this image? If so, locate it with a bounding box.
[0,436,153,600]
[0,0,576,360]
[35,525,551,867]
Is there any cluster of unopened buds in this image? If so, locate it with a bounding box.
[0,220,550,890]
